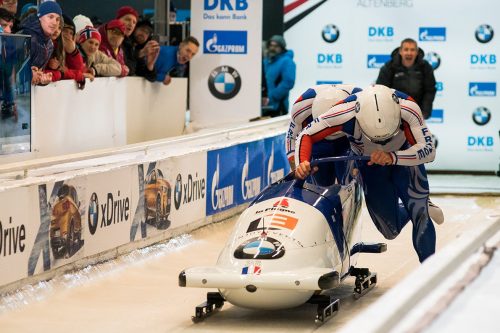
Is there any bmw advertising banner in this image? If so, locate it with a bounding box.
[284,0,499,172]
[190,0,263,127]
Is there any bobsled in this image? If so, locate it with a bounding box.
[179,156,386,322]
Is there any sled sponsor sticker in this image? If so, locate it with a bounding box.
[234,236,285,259]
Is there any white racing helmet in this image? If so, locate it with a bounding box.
[355,85,401,144]
[311,85,352,118]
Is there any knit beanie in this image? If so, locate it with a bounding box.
[78,26,101,44]
[116,6,138,19]
[106,19,126,34]
[267,35,286,49]
[73,14,93,35]
[63,14,75,34]
[37,1,62,18]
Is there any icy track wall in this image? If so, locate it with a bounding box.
[0,126,290,292]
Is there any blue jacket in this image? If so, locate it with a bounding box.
[263,50,296,112]
[155,46,187,82]
[18,14,53,69]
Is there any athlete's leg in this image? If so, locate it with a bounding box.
[393,164,436,262]
[358,163,410,239]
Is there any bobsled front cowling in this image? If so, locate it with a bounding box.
[211,179,346,309]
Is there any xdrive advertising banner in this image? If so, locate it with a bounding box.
[0,187,37,287]
[1,134,290,288]
[190,0,263,127]
[284,0,499,172]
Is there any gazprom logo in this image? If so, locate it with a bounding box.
[419,27,446,41]
[367,54,390,68]
[427,109,444,124]
[424,52,441,70]
[475,24,494,43]
[203,30,247,54]
[469,82,496,97]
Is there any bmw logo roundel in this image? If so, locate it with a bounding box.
[88,192,99,235]
[475,24,494,44]
[234,236,285,259]
[472,106,491,126]
[208,66,242,100]
[424,52,441,70]
[354,102,361,113]
[322,24,340,43]
[174,174,182,210]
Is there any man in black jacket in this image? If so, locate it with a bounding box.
[376,38,436,119]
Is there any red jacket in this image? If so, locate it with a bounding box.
[98,24,128,77]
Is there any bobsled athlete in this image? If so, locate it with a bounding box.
[286,84,361,186]
[294,84,444,262]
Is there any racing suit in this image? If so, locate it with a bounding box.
[295,90,436,262]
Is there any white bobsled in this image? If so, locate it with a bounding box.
[179,156,386,322]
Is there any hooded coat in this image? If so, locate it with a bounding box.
[97,24,128,77]
[376,47,436,119]
[263,49,296,115]
[18,14,53,69]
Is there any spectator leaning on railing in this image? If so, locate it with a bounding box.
[155,36,199,86]
[44,17,93,89]
[17,1,62,85]
[98,19,128,77]
[77,26,122,78]
[116,6,159,82]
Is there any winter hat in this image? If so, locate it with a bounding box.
[63,14,75,34]
[106,19,126,35]
[116,6,138,20]
[78,25,101,44]
[135,19,153,34]
[37,1,62,18]
[73,14,93,35]
[267,35,286,49]
[20,3,37,17]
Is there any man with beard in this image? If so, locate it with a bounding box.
[376,38,436,119]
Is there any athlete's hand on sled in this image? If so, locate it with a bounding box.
[295,161,318,179]
[368,150,393,166]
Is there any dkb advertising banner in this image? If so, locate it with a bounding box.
[190,0,263,127]
[284,0,499,172]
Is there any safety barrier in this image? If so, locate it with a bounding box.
[0,117,290,293]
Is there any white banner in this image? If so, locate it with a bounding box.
[189,0,263,127]
[0,187,37,287]
[284,0,499,172]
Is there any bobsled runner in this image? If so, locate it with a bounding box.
[179,156,386,323]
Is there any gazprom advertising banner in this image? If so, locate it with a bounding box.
[264,135,290,187]
[206,146,238,215]
[284,0,499,172]
[190,0,263,127]
[237,141,265,204]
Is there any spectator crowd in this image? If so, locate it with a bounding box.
[0,0,199,119]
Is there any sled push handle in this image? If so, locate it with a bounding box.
[310,155,371,168]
